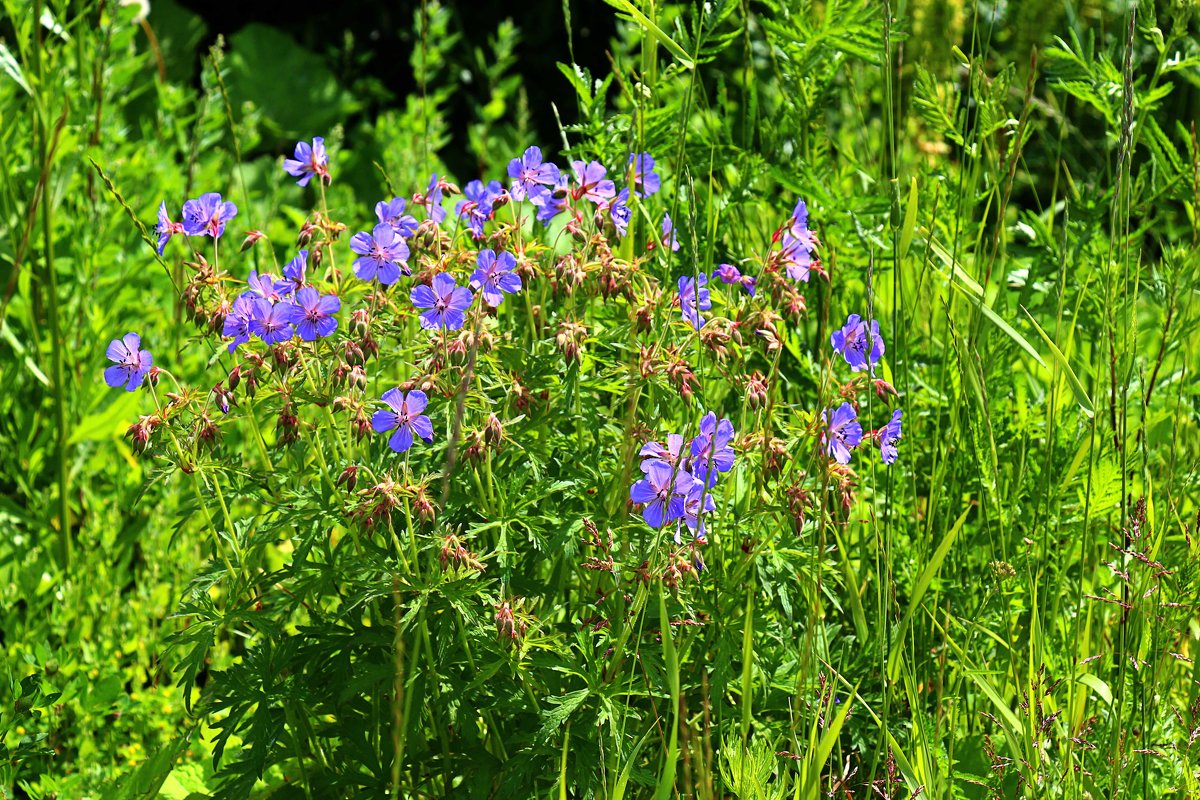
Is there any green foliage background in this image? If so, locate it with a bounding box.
[2,0,1200,797]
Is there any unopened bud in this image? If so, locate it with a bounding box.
[350,309,370,338]
[337,465,359,492]
[241,230,267,252]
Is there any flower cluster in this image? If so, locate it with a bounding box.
[154,191,239,255]
[223,262,341,351]
[108,131,893,576]
[630,412,735,547]
[774,198,819,282]
[824,314,902,465]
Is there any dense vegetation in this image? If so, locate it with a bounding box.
[2,0,1199,797]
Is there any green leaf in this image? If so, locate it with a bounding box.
[109,731,193,800]
[226,24,362,139]
[602,0,696,70]
[537,688,589,745]
[1021,306,1095,417]
[0,42,31,95]
[888,506,970,681]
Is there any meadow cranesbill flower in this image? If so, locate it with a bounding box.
[249,298,295,344]
[787,198,817,252]
[283,136,329,187]
[606,188,631,237]
[570,160,615,204]
[713,263,756,296]
[470,249,522,307]
[351,223,410,285]
[288,286,340,341]
[508,146,560,202]
[880,408,902,464]
[247,269,291,302]
[222,294,256,352]
[780,234,813,282]
[714,263,740,284]
[629,460,688,528]
[830,314,885,373]
[104,332,153,392]
[411,272,473,330]
[823,402,863,464]
[676,486,716,544]
[690,412,735,486]
[627,152,661,198]
[154,202,183,255]
[640,434,686,472]
[375,197,419,238]
[182,192,238,238]
[660,213,680,252]
[372,388,434,453]
[282,250,308,292]
[414,173,447,224]
[456,179,505,238]
[531,172,570,225]
[678,274,711,330]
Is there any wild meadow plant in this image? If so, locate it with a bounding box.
[8,0,1200,797]
[102,134,902,795]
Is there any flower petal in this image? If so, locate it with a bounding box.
[372,409,399,434]
[409,414,434,443]
[104,364,128,388]
[411,284,437,310]
[389,425,414,453]
[380,387,405,412]
[105,339,128,363]
[404,390,428,415]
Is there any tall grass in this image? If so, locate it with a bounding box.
[1,1,1198,798]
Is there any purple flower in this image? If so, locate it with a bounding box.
[570,160,615,204]
[456,179,505,238]
[247,269,290,303]
[640,434,686,473]
[287,287,340,341]
[350,223,410,285]
[714,263,740,284]
[282,136,329,187]
[823,403,863,465]
[375,197,419,238]
[660,213,680,252]
[104,332,153,392]
[690,412,735,487]
[154,202,182,255]
[788,198,817,252]
[414,174,447,224]
[713,263,756,296]
[531,171,570,225]
[830,314,885,373]
[880,409,902,465]
[182,192,238,239]
[282,250,308,292]
[627,152,660,198]
[629,460,688,528]
[780,233,813,282]
[676,486,716,544]
[249,298,295,345]
[411,272,473,330]
[372,388,434,453]
[470,249,522,307]
[508,146,560,202]
[678,274,711,330]
[606,188,632,237]
[222,294,256,353]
